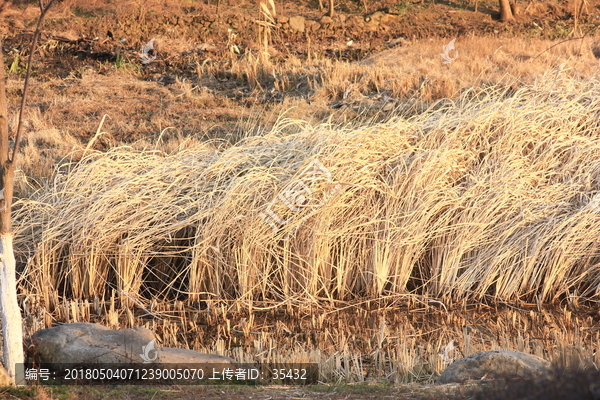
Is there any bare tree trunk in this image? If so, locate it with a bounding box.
[0,40,23,386]
[499,0,515,21]
[0,234,22,384]
[328,0,335,17]
[0,0,54,385]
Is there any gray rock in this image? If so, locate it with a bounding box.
[288,15,305,32]
[438,350,551,383]
[32,323,236,369]
[33,323,155,364]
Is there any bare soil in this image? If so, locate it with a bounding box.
[1,381,467,400]
[2,0,598,144]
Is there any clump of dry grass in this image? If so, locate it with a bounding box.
[13,69,600,311]
[14,68,600,379]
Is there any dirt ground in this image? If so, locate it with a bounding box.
[2,0,598,145]
[1,381,469,400]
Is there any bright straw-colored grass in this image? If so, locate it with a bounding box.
[14,70,600,311]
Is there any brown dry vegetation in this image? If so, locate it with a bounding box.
[11,34,600,192]
[12,69,600,383]
[2,0,600,391]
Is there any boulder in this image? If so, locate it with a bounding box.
[33,323,155,364]
[438,350,551,383]
[288,15,305,32]
[32,323,236,369]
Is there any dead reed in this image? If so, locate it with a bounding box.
[15,69,600,308]
[12,70,600,382]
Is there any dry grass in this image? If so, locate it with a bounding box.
[6,27,600,383]
[9,35,600,192]
[10,68,600,381]
[15,69,600,307]
[223,35,600,106]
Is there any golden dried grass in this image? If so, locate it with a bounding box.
[9,36,600,191]
[6,9,600,386]
[13,69,600,313]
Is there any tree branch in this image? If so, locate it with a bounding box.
[12,0,55,164]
